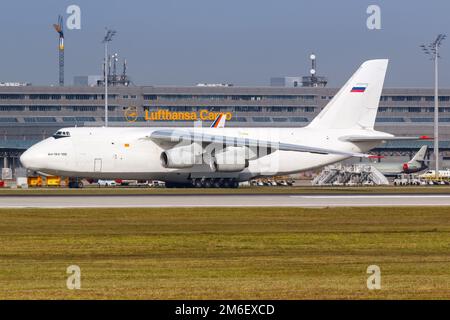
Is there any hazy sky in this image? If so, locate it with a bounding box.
[0,0,449,87]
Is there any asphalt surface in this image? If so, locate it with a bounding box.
[1,194,450,208]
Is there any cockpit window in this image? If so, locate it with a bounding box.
[53,130,71,139]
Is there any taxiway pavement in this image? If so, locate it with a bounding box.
[1,194,450,208]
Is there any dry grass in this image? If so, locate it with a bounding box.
[0,207,449,299]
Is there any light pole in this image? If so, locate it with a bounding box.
[102,28,117,127]
[421,34,446,179]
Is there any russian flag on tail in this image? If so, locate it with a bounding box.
[351,83,368,93]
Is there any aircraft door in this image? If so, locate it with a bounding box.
[94,158,102,172]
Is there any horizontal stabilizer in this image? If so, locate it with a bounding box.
[341,135,432,143]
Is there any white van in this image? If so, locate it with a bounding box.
[97,180,117,187]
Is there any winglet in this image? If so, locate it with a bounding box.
[419,135,433,140]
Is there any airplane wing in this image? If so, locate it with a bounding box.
[148,129,378,158]
[340,135,432,143]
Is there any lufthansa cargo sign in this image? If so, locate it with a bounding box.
[145,109,232,121]
[124,107,232,122]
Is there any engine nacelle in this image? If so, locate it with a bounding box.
[211,147,248,172]
[160,143,202,169]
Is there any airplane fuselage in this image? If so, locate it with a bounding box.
[20,126,379,184]
[371,162,426,177]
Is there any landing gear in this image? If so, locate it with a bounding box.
[189,178,239,188]
[203,179,212,188]
[222,179,231,188]
[194,179,203,188]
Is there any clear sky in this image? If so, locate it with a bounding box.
[0,0,449,87]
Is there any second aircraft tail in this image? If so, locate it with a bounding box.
[409,145,428,164]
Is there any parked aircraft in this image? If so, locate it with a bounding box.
[371,146,428,176]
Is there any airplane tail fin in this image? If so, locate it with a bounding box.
[409,145,428,163]
[211,113,226,128]
[308,59,389,130]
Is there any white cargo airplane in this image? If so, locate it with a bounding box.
[20,59,429,188]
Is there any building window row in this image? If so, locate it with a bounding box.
[29,106,62,112]
[375,117,405,123]
[0,94,118,100]
[379,106,450,113]
[66,94,98,100]
[380,96,450,102]
[0,105,110,112]
[143,94,317,101]
[2,93,450,102]
[142,106,315,113]
[29,94,62,100]
[62,117,96,122]
[24,117,57,123]
[0,117,17,122]
[0,94,26,99]
[0,106,26,111]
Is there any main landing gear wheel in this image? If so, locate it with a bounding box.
[203,179,212,188]
[190,178,239,188]
[193,179,203,188]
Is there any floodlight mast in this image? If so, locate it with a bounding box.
[102,29,117,127]
[421,34,446,179]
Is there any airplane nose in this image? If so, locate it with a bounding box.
[20,149,34,169]
[20,147,47,170]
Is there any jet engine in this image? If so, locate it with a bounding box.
[210,147,249,172]
[160,143,202,169]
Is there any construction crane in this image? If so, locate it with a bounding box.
[53,15,64,86]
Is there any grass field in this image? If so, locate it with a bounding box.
[1,185,450,196]
[0,207,449,299]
